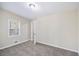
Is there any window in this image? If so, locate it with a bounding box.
[8,19,20,37]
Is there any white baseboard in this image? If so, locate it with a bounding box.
[0,39,78,55]
[37,40,78,54]
[0,39,30,50]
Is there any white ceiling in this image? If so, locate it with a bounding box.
[0,2,79,20]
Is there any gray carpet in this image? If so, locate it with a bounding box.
[0,41,78,56]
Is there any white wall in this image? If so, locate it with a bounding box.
[0,9,31,49]
[78,9,79,53]
[33,10,78,52]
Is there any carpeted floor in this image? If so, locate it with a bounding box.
[0,41,78,56]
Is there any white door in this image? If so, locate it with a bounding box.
[31,20,37,44]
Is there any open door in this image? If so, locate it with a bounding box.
[31,20,37,44]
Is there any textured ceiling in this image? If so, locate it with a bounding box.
[0,2,79,20]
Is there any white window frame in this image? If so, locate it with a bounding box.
[8,19,20,37]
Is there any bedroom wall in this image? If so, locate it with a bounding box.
[33,10,78,52]
[0,9,31,49]
[78,9,79,53]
